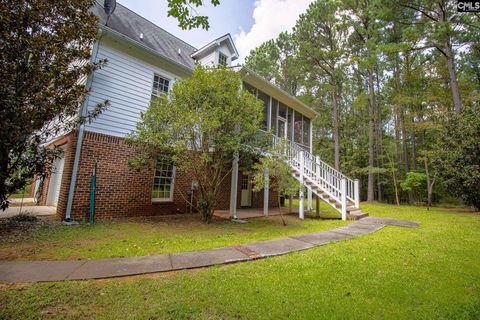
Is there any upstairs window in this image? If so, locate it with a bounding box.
[152,74,170,97]
[152,159,175,202]
[218,52,228,66]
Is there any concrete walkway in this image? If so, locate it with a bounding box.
[0,205,56,219]
[0,217,419,283]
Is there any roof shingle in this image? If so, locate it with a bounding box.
[92,2,197,69]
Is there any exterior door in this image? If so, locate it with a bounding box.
[240,174,252,207]
[46,156,65,207]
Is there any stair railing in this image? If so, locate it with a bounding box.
[270,134,360,218]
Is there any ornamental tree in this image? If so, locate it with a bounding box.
[0,0,107,210]
[252,140,302,226]
[128,66,263,223]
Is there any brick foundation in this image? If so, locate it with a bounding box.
[50,130,278,221]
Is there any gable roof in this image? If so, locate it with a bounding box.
[92,2,197,69]
[190,34,239,61]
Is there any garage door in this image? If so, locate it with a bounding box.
[46,155,65,207]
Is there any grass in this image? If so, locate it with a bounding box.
[1,203,479,319]
[0,213,347,261]
[9,182,32,199]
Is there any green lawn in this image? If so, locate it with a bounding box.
[9,183,32,199]
[0,213,347,261]
[1,203,479,319]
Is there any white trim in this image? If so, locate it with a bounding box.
[240,67,317,119]
[151,72,171,97]
[191,33,239,60]
[151,161,176,202]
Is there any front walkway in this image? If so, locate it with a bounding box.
[0,217,419,284]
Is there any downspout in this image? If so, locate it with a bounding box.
[64,30,103,221]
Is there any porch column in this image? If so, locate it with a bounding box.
[316,195,320,218]
[299,151,305,220]
[229,152,239,219]
[307,188,313,212]
[263,168,269,216]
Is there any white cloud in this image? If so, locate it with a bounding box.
[234,0,313,62]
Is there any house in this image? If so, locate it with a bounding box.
[35,3,363,221]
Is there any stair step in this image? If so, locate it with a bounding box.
[347,211,369,221]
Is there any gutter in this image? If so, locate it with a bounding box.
[64,30,103,222]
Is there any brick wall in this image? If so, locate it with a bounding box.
[56,131,279,221]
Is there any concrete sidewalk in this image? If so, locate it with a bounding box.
[0,217,419,283]
[0,205,56,219]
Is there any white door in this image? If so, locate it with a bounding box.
[240,174,252,207]
[46,156,65,207]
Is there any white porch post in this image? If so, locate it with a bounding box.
[341,178,347,221]
[263,168,269,216]
[299,151,305,220]
[354,179,360,209]
[229,152,239,219]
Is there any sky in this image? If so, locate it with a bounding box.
[117,0,314,62]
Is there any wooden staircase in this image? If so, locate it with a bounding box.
[270,135,368,221]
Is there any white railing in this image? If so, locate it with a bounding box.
[270,134,359,220]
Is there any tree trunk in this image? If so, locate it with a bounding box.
[437,3,462,114]
[424,158,434,207]
[375,66,384,202]
[386,150,400,206]
[367,70,376,202]
[332,89,340,171]
[411,125,417,171]
[400,112,413,204]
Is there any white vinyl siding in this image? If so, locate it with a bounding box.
[84,41,179,137]
[198,51,216,67]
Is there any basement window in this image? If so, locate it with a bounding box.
[152,159,175,202]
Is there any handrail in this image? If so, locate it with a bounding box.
[268,133,360,217]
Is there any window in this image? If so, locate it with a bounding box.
[152,159,175,201]
[303,117,310,147]
[257,90,270,131]
[288,107,294,140]
[151,74,170,97]
[243,82,257,96]
[278,102,287,119]
[294,111,302,144]
[218,52,228,66]
[271,99,277,135]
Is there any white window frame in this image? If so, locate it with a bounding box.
[152,160,176,202]
[151,73,171,98]
[218,52,228,66]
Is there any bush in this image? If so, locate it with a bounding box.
[10,213,38,223]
